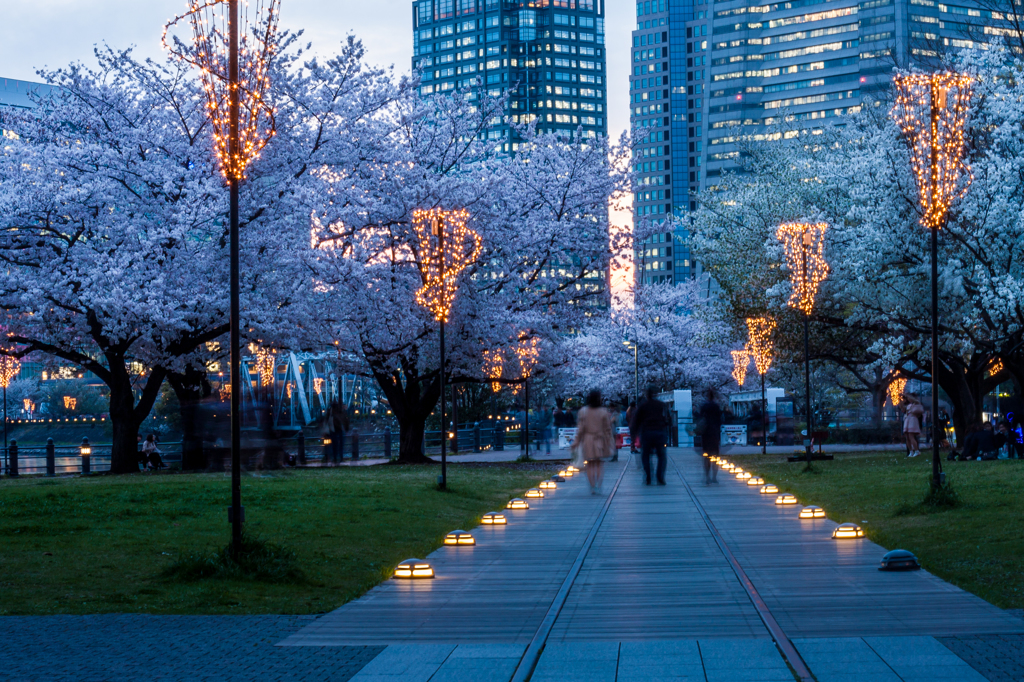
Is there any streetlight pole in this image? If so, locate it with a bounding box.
[634,342,639,405]
[801,232,814,468]
[524,378,530,460]
[760,371,768,456]
[228,0,243,556]
[929,81,942,489]
[437,214,447,489]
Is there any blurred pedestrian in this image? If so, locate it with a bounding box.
[572,389,614,494]
[696,388,722,484]
[903,393,924,458]
[632,386,670,485]
[625,400,638,454]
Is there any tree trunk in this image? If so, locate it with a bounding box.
[106,362,167,474]
[167,366,213,471]
[369,359,439,464]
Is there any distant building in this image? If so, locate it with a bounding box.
[630,0,1019,285]
[0,77,54,111]
[411,0,609,150]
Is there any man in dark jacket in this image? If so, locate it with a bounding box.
[697,389,723,484]
[631,386,670,485]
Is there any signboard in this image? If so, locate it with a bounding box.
[557,428,577,450]
[616,427,632,448]
[721,424,747,446]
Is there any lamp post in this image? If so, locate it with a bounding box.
[892,72,973,490]
[412,208,482,488]
[165,0,280,555]
[623,339,638,405]
[777,222,829,468]
[746,318,776,456]
[0,355,20,477]
[513,335,539,460]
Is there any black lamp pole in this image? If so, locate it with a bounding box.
[802,236,814,467]
[760,371,767,456]
[228,0,243,556]
[524,378,530,460]
[929,81,942,489]
[438,215,447,490]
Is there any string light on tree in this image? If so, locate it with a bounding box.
[731,349,750,387]
[745,317,775,456]
[745,318,776,376]
[163,0,279,181]
[988,359,1003,377]
[887,375,907,406]
[0,356,20,390]
[64,397,77,410]
[483,349,504,392]
[511,335,539,396]
[777,222,829,315]
[891,73,974,230]
[412,208,482,323]
[248,342,275,387]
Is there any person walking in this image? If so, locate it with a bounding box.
[572,390,615,494]
[631,386,670,485]
[625,400,638,454]
[903,393,924,458]
[696,388,722,484]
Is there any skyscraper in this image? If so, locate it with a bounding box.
[631,0,1017,285]
[412,0,609,151]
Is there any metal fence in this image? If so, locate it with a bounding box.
[0,421,547,476]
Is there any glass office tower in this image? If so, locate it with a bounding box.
[412,0,609,150]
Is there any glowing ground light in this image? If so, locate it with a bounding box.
[800,506,826,519]
[507,498,529,510]
[558,469,573,477]
[539,480,556,489]
[760,484,779,494]
[736,471,752,480]
[776,494,798,505]
[481,512,506,525]
[833,523,864,539]
[525,488,544,498]
[747,477,765,486]
[444,530,475,546]
[394,559,434,578]
[567,466,580,473]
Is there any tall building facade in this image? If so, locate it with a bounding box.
[632,0,1015,285]
[412,0,609,150]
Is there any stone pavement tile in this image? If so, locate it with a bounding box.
[793,637,900,680]
[0,615,383,682]
[617,640,705,680]
[863,636,987,682]
[938,634,1024,682]
[530,642,619,682]
[703,670,796,682]
[699,639,790,672]
[427,643,525,682]
[350,644,455,681]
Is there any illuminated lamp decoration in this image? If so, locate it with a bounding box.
[525,488,544,498]
[510,335,540,396]
[248,342,275,387]
[703,452,709,457]
[760,484,779,494]
[736,471,752,480]
[539,480,556,489]
[412,208,482,324]
[777,223,829,316]
[891,72,975,232]
[747,477,765,486]
[731,349,750,387]
[833,523,864,539]
[567,465,580,473]
[506,498,529,510]
[775,494,798,505]
[64,397,77,410]
[481,512,506,525]
[888,375,908,406]
[394,558,434,579]
[746,318,777,377]
[879,549,921,571]
[721,463,736,472]
[164,0,279,181]
[444,530,475,546]
[483,349,504,392]
[799,505,826,519]
[558,469,573,477]
[988,359,1003,377]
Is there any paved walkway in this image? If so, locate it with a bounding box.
[4,449,1023,681]
[282,449,1024,681]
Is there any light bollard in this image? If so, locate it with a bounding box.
[80,437,92,475]
[46,438,55,477]
[8,440,16,478]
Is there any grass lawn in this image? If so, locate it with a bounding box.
[0,462,559,615]
[738,451,1024,610]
